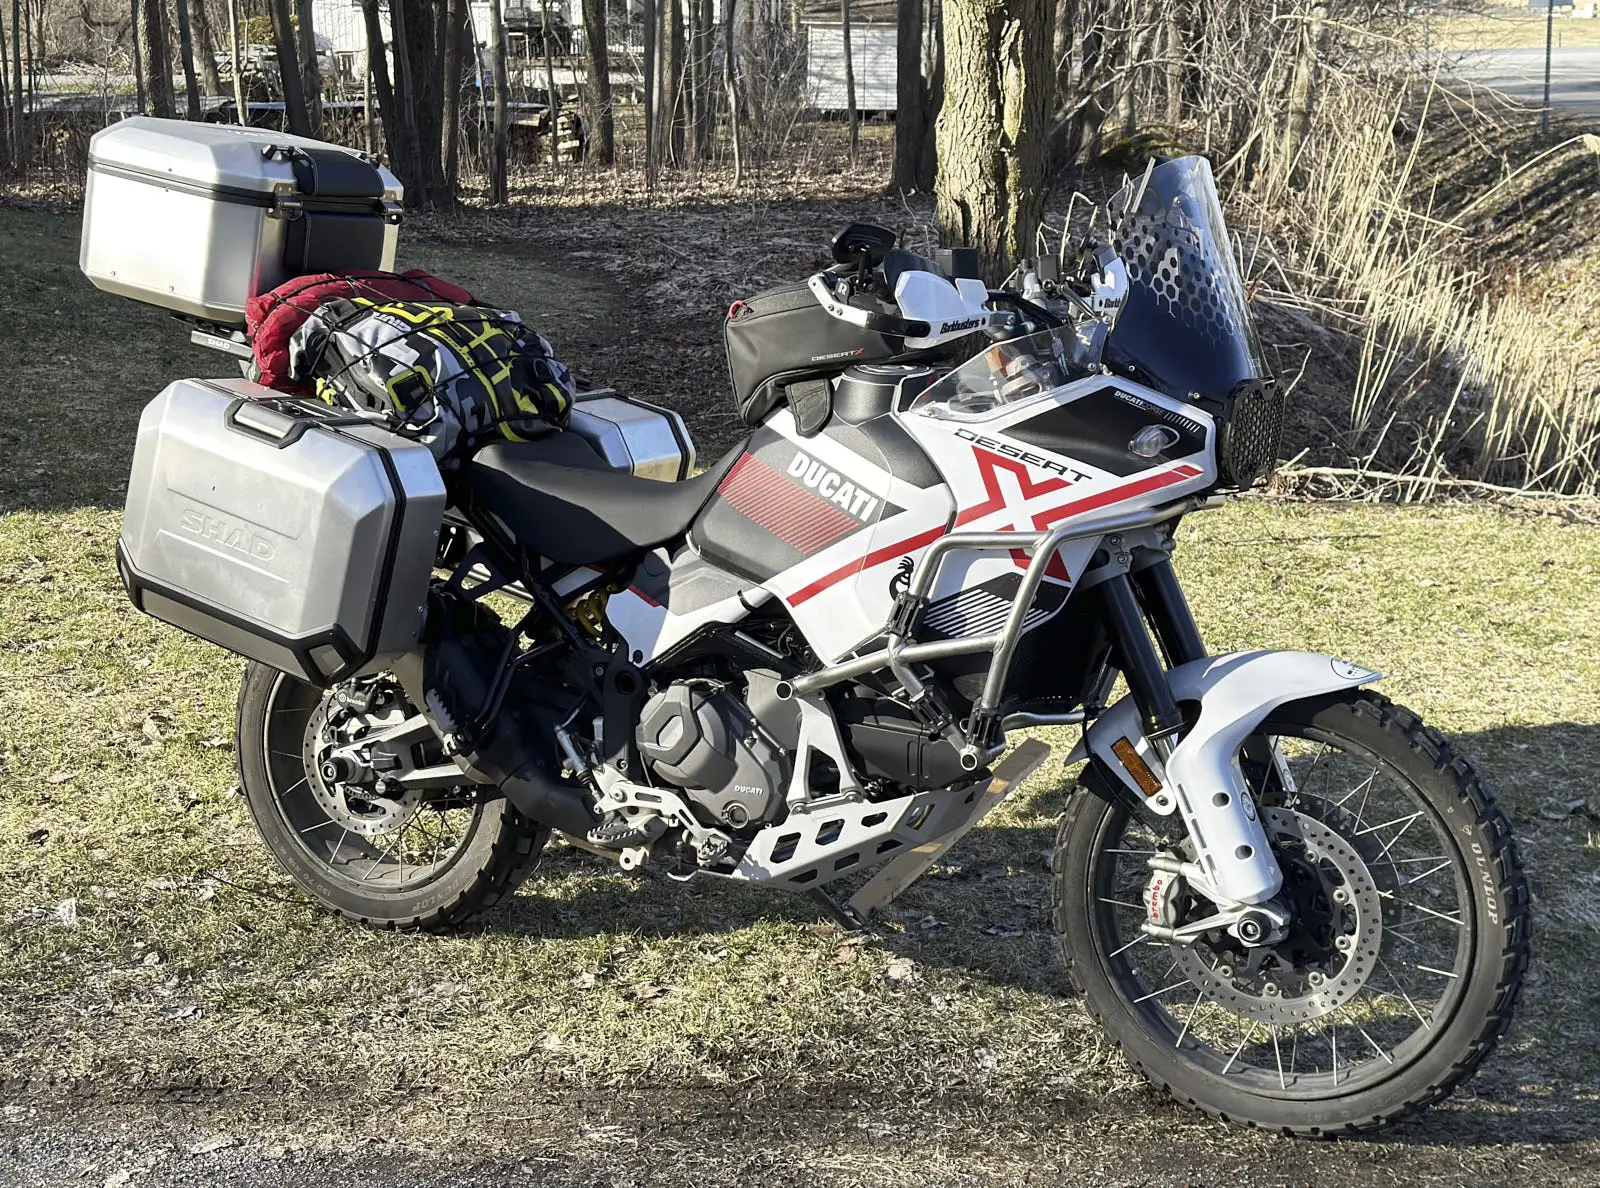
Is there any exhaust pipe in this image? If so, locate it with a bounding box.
[497,758,601,837]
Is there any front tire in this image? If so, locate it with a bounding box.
[236,662,547,931]
[1050,690,1530,1136]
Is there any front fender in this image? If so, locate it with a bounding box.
[1076,650,1381,904]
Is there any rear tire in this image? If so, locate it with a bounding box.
[236,662,547,932]
[1050,690,1530,1136]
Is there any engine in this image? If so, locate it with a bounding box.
[634,681,789,830]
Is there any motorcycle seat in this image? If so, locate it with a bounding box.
[463,437,741,566]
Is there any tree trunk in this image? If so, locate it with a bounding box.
[642,0,657,183]
[692,0,712,159]
[489,0,508,200]
[294,0,323,134]
[267,0,310,133]
[9,0,22,164]
[1280,1,1325,183]
[840,0,857,165]
[188,0,223,96]
[0,2,12,172]
[581,0,613,164]
[724,0,742,182]
[663,0,683,164]
[359,0,399,162]
[174,0,203,118]
[891,0,925,191]
[392,0,450,204]
[919,0,942,190]
[140,0,174,117]
[226,0,245,121]
[1163,0,1181,128]
[130,0,145,114]
[538,0,558,110]
[442,0,465,185]
[934,0,1053,281]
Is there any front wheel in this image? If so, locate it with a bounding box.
[236,662,547,931]
[1050,690,1529,1136]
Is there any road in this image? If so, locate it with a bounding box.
[1452,46,1600,118]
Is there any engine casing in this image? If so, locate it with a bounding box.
[635,683,787,829]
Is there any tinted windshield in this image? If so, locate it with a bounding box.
[908,322,1107,419]
[1104,156,1267,402]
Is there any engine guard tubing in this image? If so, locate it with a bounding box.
[497,759,602,837]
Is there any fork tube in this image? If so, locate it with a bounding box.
[1097,572,1185,745]
[1133,558,1207,666]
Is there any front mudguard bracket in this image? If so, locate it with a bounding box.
[1077,650,1380,905]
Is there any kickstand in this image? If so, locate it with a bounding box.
[807,887,868,933]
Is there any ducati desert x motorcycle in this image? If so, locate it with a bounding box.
[113,156,1528,1136]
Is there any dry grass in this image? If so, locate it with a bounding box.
[1,207,1599,1183]
[1432,8,1600,53]
[1241,76,1600,496]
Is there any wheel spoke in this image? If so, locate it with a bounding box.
[1174,989,1206,1047]
[1134,980,1193,1004]
[1098,897,1145,911]
[1377,956,1433,1030]
[1221,1021,1258,1074]
[1272,1026,1287,1090]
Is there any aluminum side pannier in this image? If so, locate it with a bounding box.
[118,378,446,685]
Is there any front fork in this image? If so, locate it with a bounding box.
[1090,553,1288,908]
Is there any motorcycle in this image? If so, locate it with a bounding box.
[107,152,1528,1135]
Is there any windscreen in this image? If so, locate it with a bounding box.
[907,322,1108,420]
[1103,156,1267,403]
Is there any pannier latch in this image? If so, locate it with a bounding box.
[269,190,305,220]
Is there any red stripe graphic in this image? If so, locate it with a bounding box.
[788,524,947,608]
[785,462,1203,609]
[716,453,865,556]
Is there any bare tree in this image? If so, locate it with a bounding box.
[294,0,324,135]
[190,0,225,98]
[359,0,401,161]
[442,0,466,185]
[174,0,203,118]
[130,0,144,112]
[8,0,21,165]
[935,0,1053,279]
[538,0,559,164]
[226,0,245,121]
[0,1,12,172]
[581,0,614,165]
[1280,0,1327,182]
[663,0,684,164]
[140,0,174,117]
[266,0,310,133]
[642,0,657,183]
[892,0,930,191]
[691,0,712,159]
[723,0,741,181]
[489,0,508,200]
[840,0,857,165]
[392,0,449,203]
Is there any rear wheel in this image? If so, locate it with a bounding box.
[236,662,546,931]
[1050,690,1529,1136]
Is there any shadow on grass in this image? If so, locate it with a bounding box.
[461,719,1596,1149]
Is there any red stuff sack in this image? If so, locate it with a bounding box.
[246,269,477,391]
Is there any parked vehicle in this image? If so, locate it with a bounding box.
[86,124,1529,1136]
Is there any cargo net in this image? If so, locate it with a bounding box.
[247,272,574,465]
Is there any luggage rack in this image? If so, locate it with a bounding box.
[176,315,254,360]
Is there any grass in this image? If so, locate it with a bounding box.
[2,207,1600,1183]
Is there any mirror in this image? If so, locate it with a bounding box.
[831,223,898,268]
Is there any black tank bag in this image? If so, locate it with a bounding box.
[725,282,923,435]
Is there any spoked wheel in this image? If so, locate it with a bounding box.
[236,661,546,931]
[1051,691,1529,1136]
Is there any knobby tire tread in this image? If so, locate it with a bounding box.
[1049,690,1531,1138]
